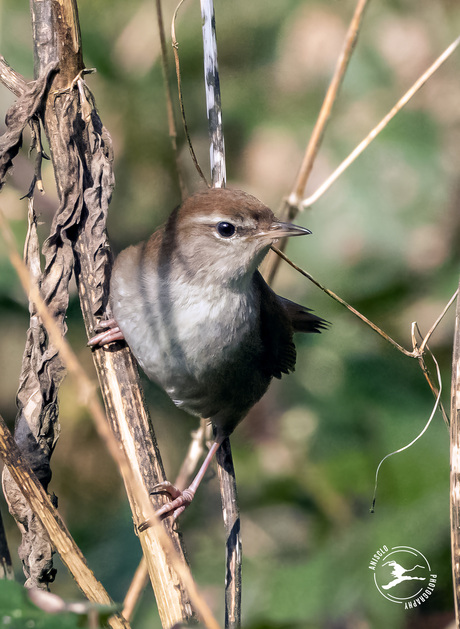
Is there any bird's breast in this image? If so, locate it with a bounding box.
[111,256,261,394]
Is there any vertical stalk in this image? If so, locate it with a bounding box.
[451,277,460,626]
[200,0,226,187]
[27,0,194,625]
[200,1,240,625]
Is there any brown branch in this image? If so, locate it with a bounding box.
[0,412,129,629]
[0,56,27,96]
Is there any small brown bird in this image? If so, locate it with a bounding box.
[90,188,326,519]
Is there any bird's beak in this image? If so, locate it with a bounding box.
[265,221,312,239]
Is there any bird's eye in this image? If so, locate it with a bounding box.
[216,222,236,238]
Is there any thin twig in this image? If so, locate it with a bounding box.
[198,2,239,625]
[412,323,449,427]
[272,246,412,356]
[289,0,369,208]
[272,246,453,423]
[0,55,27,97]
[371,338,443,511]
[0,207,221,629]
[272,246,456,362]
[155,0,187,200]
[419,290,459,355]
[122,556,148,622]
[301,35,460,209]
[171,0,209,186]
[175,418,209,490]
[263,0,369,284]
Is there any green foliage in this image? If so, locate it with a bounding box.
[0,581,116,628]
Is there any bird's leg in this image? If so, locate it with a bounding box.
[139,437,224,527]
[87,318,125,346]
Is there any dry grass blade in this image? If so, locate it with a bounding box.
[122,556,148,622]
[156,0,187,200]
[263,0,369,284]
[0,207,221,629]
[171,0,209,186]
[290,0,369,208]
[302,35,460,209]
[272,246,412,356]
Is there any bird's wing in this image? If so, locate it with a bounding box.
[254,271,328,379]
[277,296,329,334]
[254,271,297,379]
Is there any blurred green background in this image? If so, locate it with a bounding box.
[1,0,460,627]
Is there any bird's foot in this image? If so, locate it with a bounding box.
[87,318,125,347]
[138,481,196,530]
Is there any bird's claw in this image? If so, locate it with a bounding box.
[150,480,183,500]
[138,482,195,530]
[87,318,125,347]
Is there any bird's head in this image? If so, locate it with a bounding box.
[166,188,311,285]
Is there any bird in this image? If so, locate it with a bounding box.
[89,187,326,520]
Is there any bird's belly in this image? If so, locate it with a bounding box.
[113,283,265,422]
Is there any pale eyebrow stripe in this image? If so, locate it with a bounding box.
[190,215,233,224]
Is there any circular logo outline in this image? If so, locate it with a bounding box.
[369,544,437,608]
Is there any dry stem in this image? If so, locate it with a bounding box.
[263,0,369,283]
[0,413,129,629]
[289,0,369,208]
[0,208,221,629]
[450,281,460,625]
[272,246,454,425]
[123,417,211,618]
[171,0,209,186]
[122,556,148,622]
[302,35,460,209]
[155,0,187,199]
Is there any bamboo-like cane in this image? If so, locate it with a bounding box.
[199,2,241,627]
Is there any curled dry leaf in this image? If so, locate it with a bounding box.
[0,65,114,588]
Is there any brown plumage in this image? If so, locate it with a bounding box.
[90,188,327,519]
